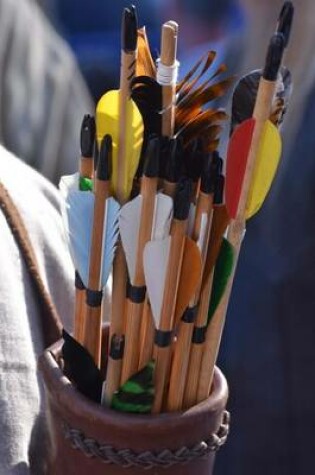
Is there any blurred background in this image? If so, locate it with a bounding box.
[41,0,245,102]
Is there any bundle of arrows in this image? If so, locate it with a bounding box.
[60,2,294,414]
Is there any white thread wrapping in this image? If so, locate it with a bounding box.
[156,59,180,86]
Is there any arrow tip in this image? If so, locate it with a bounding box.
[122,5,138,53]
[277,1,294,48]
[263,33,285,82]
[80,114,96,158]
[143,134,160,178]
[174,178,192,221]
[97,135,112,181]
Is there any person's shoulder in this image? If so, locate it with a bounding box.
[0,145,62,214]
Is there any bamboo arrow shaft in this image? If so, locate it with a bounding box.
[135,178,158,284]
[118,52,137,204]
[160,22,178,137]
[153,220,186,413]
[138,298,155,369]
[183,271,214,409]
[106,243,127,400]
[82,181,109,366]
[167,321,194,411]
[121,177,158,382]
[80,155,94,179]
[231,79,276,234]
[197,271,235,403]
[167,191,213,411]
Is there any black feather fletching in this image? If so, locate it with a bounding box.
[231,66,292,132]
[62,329,103,403]
[131,76,162,178]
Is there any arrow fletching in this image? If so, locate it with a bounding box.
[208,239,234,324]
[143,236,171,328]
[246,120,282,218]
[96,90,144,202]
[62,329,103,403]
[60,173,120,287]
[225,119,255,219]
[119,193,173,284]
[111,361,155,414]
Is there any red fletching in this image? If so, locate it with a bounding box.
[225,118,256,219]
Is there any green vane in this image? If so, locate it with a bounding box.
[111,361,155,414]
[79,176,93,192]
[208,238,234,324]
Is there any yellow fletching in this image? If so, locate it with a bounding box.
[246,120,282,219]
[96,90,144,202]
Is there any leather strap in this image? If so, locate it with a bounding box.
[0,181,62,347]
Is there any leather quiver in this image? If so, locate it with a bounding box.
[39,328,229,475]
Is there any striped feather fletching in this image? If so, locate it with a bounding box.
[136,28,156,78]
[111,361,155,414]
[134,29,232,152]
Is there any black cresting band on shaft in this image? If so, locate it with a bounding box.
[181,306,198,324]
[75,271,85,291]
[126,282,146,303]
[86,289,103,307]
[192,326,207,344]
[109,334,125,360]
[155,330,173,348]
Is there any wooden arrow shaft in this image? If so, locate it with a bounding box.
[197,273,234,403]
[82,305,103,367]
[121,299,144,383]
[121,177,157,382]
[138,299,155,369]
[134,177,158,285]
[74,287,85,344]
[82,179,109,366]
[152,346,172,413]
[160,22,178,137]
[153,219,186,413]
[182,271,214,409]
[167,191,213,411]
[105,243,127,400]
[232,78,277,228]
[88,182,109,290]
[118,51,137,204]
[80,155,93,179]
[159,220,186,330]
[167,320,194,411]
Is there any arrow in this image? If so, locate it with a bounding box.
[119,137,173,383]
[226,33,285,228]
[167,152,216,411]
[73,115,96,343]
[195,31,288,409]
[79,114,95,189]
[157,21,179,137]
[96,6,143,204]
[60,137,120,366]
[143,179,201,412]
[102,5,143,403]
